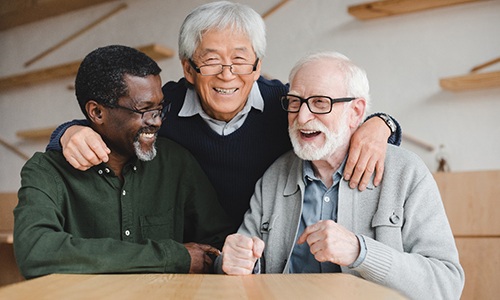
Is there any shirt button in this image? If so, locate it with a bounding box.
[105,168,110,173]
[133,166,137,171]
[122,190,126,196]
[324,196,330,202]
[124,230,130,236]
[98,170,103,175]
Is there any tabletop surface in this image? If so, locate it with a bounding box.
[0,273,406,299]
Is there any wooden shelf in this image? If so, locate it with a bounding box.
[440,71,500,91]
[0,232,13,244]
[348,0,484,20]
[0,44,174,91]
[0,0,117,31]
[16,127,56,140]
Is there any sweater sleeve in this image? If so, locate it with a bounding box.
[46,119,89,151]
[351,171,464,300]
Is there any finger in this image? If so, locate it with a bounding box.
[348,151,369,189]
[251,237,265,258]
[197,244,221,256]
[343,145,361,181]
[222,263,255,275]
[65,155,91,171]
[297,222,321,244]
[372,157,385,187]
[358,157,376,191]
[88,138,111,163]
[64,148,95,170]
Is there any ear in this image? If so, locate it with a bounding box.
[86,100,105,125]
[349,98,367,129]
[182,59,196,85]
[252,58,262,81]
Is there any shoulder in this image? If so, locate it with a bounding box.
[155,137,193,156]
[162,77,188,92]
[256,76,288,96]
[262,150,300,178]
[384,145,433,182]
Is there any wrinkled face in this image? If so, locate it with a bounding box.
[182,27,261,122]
[287,61,353,161]
[103,74,164,161]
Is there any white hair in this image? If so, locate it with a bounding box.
[288,51,371,116]
[178,1,266,60]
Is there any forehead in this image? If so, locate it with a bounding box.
[196,28,253,56]
[290,61,346,97]
[121,75,163,106]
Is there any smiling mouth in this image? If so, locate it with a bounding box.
[140,132,156,139]
[300,130,321,138]
[214,87,238,95]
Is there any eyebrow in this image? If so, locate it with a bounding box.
[197,47,251,58]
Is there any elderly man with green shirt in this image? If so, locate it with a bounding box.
[13,45,232,279]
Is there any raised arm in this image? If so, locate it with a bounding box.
[46,119,110,170]
[344,113,402,191]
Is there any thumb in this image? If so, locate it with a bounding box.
[197,244,221,256]
[251,237,265,258]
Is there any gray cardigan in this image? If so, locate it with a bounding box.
[224,145,464,300]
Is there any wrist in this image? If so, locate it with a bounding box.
[377,113,396,136]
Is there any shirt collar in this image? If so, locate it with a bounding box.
[302,157,347,186]
[178,81,264,119]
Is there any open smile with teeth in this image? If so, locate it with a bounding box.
[300,130,321,138]
[214,87,238,94]
[140,132,156,140]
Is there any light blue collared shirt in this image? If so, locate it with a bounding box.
[289,158,366,273]
[178,81,264,136]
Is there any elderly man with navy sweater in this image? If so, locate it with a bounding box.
[46,1,402,232]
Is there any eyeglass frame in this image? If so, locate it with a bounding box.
[104,102,167,122]
[188,58,260,76]
[280,94,356,114]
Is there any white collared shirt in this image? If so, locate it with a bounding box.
[178,81,264,136]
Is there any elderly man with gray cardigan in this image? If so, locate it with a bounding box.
[216,51,464,300]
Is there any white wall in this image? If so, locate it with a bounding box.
[1,0,499,192]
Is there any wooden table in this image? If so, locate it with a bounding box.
[0,273,406,299]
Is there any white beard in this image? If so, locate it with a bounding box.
[133,140,157,161]
[289,111,351,161]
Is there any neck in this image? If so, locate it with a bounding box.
[105,152,129,181]
[310,145,349,188]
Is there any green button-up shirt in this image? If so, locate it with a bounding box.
[14,138,232,279]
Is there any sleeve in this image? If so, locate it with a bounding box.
[46,119,89,151]
[180,149,235,249]
[351,173,464,300]
[365,113,402,146]
[14,158,191,279]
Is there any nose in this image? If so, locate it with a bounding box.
[218,64,236,80]
[145,113,162,127]
[296,102,314,125]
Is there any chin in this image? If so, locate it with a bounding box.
[133,140,157,161]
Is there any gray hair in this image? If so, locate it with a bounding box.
[289,51,371,115]
[178,1,266,60]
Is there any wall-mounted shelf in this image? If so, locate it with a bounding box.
[440,57,500,91]
[0,0,117,31]
[16,127,56,140]
[0,44,175,91]
[348,0,484,20]
[440,71,500,91]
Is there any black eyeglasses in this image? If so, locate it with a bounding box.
[105,103,166,122]
[189,58,259,76]
[281,94,355,114]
